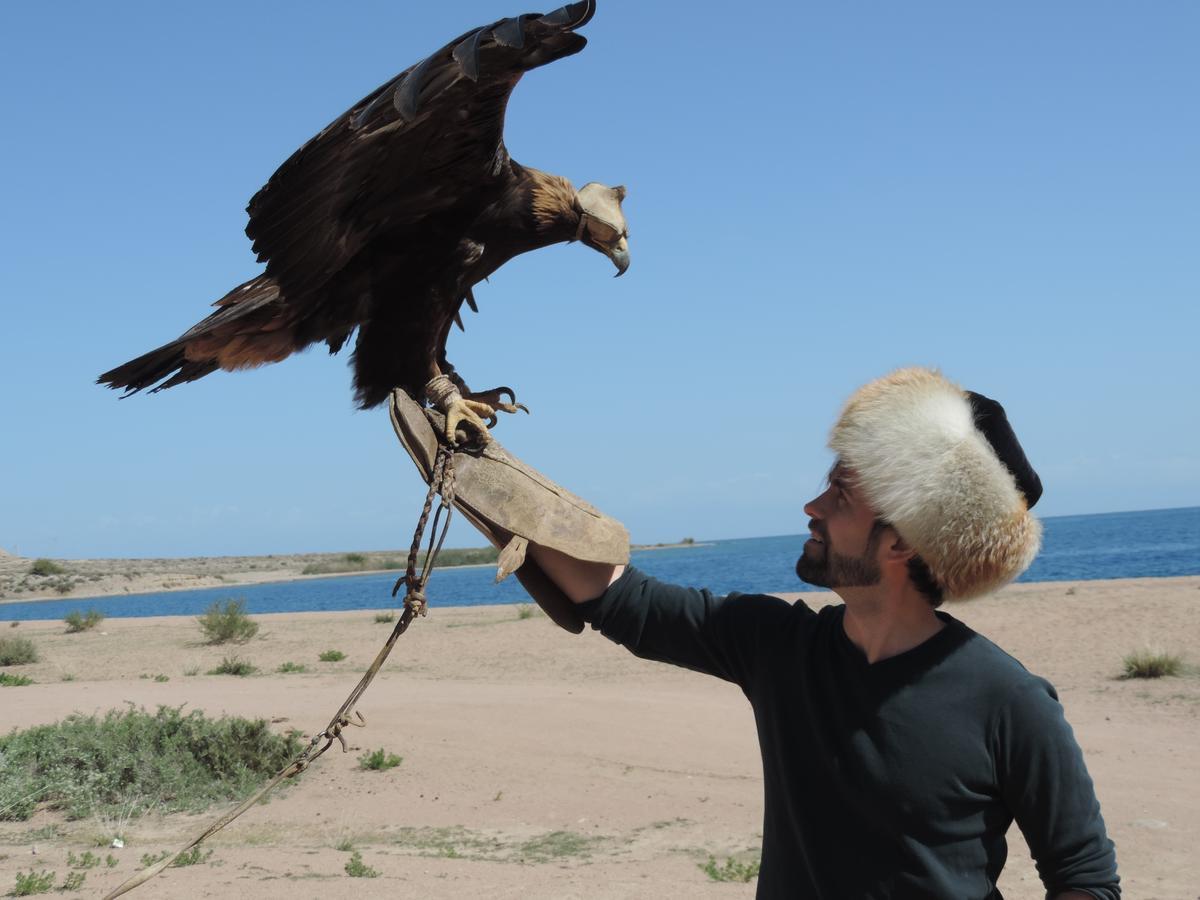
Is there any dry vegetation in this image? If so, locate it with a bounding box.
[0,547,501,602]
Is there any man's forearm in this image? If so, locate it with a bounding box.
[529,543,624,604]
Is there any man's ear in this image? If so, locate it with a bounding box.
[881,527,917,564]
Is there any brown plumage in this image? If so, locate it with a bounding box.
[98,1,629,417]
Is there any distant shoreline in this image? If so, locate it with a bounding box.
[0,542,707,605]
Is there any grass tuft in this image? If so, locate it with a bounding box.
[63,609,104,633]
[9,869,55,895]
[518,830,595,862]
[515,604,537,620]
[358,748,403,771]
[28,559,65,577]
[0,705,300,822]
[207,656,256,677]
[700,855,761,883]
[276,661,307,674]
[141,847,212,869]
[66,851,100,870]
[60,871,86,891]
[0,636,38,666]
[1122,648,1183,679]
[318,649,346,663]
[196,599,259,645]
[344,850,379,878]
[0,672,34,687]
[373,612,395,624]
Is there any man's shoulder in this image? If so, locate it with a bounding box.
[940,613,1057,697]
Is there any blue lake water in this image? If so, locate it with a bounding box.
[3,507,1197,622]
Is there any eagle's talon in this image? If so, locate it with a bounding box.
[464,386,531,418]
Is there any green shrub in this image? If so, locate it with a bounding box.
[344,850,379,878]
[373,612,395,624]
[318,650,345,662]
[0,705,301,822]
[0,672,34,687]
[700,855,760,882]
[357,748,403,771]
[1122,649,1183,679]
[516,604,536,620]
[9,869,55,895]
[66,851,100,869]
[197,599,258,644]
[208,656,256,676]
[344,552,367,564]
[276,661,307,674]
[141,847,211,868]
[63,609,104,633]
[29,559,65,577]
[0,635,38,666]
[60,870,86,891]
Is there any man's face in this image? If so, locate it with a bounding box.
[795,464,885,589]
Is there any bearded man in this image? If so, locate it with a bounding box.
[519,367,1120,899]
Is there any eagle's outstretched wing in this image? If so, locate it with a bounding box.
[244,1,595,317]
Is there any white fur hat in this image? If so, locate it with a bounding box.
[829,367,1043,600]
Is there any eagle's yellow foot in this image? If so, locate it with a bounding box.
[444,395,500,445]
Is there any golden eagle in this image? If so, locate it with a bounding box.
[98,1,628,441]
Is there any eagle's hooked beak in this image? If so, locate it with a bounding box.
[575,182,630,277]
[606,236,630,277]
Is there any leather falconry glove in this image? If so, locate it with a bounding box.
[389,388,630,633]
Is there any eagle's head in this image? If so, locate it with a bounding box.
[574,182,630,276]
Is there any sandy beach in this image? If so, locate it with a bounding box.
[1,574,1197,898]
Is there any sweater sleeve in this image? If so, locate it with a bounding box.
[576,566,798,689]
[994,678,1120,900]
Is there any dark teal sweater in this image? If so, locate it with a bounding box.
[579,567,1119,899]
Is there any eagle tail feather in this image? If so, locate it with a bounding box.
[97,274,290,396]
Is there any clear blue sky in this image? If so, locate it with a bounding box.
[2,2,1197,558]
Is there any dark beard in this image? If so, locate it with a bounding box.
[795,548,881,588]
[795,528,883,589]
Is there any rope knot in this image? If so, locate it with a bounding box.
[404,590,428,617]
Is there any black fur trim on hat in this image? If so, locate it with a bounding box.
[966,392,1042,509]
